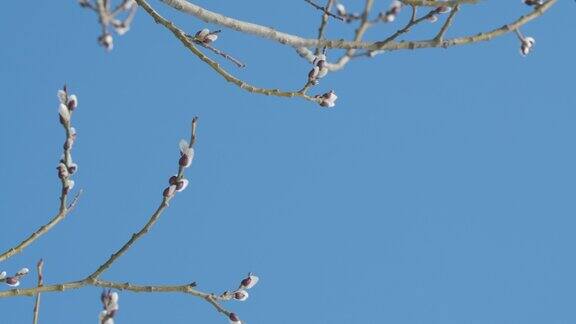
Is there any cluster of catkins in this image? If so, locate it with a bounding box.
[0,268,29,287]
[162,139,194,198]
[57,87,79,193]
[225,274,260,324]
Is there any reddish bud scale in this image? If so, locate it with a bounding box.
[176,180,185,191]
[229,313,240,322]
[437,6,450,14]
[5,277,18,285]
[308,68,318,81]
[58,165,69,179]
[169,175,178,185]
[179,155,190,167]
[163,187,172,197]
[240,277,251,288]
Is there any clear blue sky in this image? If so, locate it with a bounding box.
[1,1,575,323]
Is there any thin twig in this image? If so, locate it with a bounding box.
[314,0,335,55]
[305,0,344,21]
[193,40,246,68]
[67,189,84,210]
[375,7,440,50]
[135,0,321,104]
[159,0,556,51]
[297,0,375,71]
[1,278,232,321]
[401,0,479,7]
[88,118,198,280]
[0,118,232,322]
[0,88,81,262]
[433,5,460,42]
[32,259,44,324]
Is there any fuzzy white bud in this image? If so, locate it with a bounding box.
[59,104,70,122]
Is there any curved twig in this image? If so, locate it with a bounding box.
[88,117,198,279]
[159,0,556,51]
[0,278,231,318]
[135,0,320,104]
[0,89,81,262]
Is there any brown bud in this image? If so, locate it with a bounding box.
[240,277,251,287]
[179,155,190,167]
[63,138,73,150]
[163,185,176,198]
[229,313,240,322]
[67,164,77,175]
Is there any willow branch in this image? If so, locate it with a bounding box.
[32,259,44,324]
[374,6,440,50]
[0,90,81,262]
[401,0,479,7]
[159,0,556,51]
[195,41,246,68]
[323,0,374,71]
[88,117,198,280]
[0,278,231,317]
[0,118,234,322]
[305,0,343,22]
[433,5,460,42]
[134,0,320,104]
[2,275,234,321]
[313,0,335,55]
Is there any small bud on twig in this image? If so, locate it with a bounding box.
[233,289,249,301]
[59,104,71,123]
[67,94,78,111]
[175,178,189,192]
[229,313,242,324]
[99,33,114,51]
[317,90,338,108]
[381,1,402,23]
[195,28,220,44]
[240,274,260,290]
[179,139,194,168]
[163,185,177,198]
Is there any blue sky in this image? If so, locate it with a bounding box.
[1,1,575,323]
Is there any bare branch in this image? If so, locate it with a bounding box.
[305,0,344,22]
[159,0,556,51]
[374,7,441,50]
[88,117,198,280]
[134,0,322,104]
[318,0,375,71]
[32,259,44,324]
[313,0,335,55]
[1,278,233,321]
[401,0,479,7]
[186,32,247,68]
[433,5,460,42]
